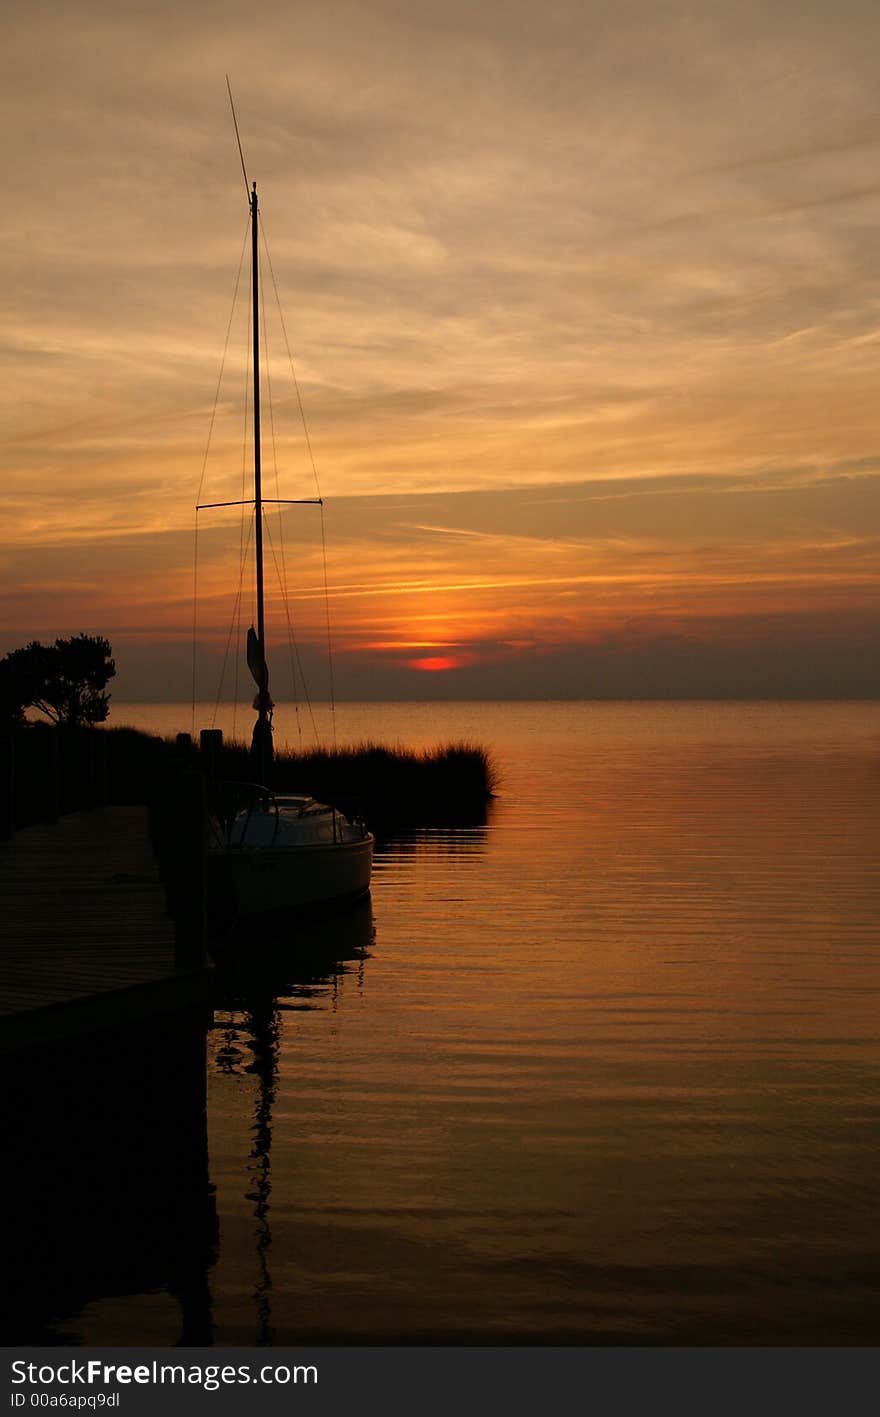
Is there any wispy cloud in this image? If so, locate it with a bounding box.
[2,0,879,695]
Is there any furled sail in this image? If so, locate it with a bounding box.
[247,625,274,779]
[247,625,274,712]
[247,625,269,691]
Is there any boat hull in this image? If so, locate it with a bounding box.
[209,833,374,919]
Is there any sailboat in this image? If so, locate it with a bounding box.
[203,180,373,920]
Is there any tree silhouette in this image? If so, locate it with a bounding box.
[0,635,116,728]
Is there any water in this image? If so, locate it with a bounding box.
[73,703,880,1341]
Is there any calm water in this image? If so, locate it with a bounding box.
[77,702,879,1343]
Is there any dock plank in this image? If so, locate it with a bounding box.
[0,806,210,1047]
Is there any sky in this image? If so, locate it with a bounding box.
[2,0,879,703]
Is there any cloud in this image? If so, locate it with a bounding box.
[3,0,879,697]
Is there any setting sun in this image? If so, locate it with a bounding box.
[409,655,466,673]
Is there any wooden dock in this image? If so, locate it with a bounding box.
[0,805,211,1052]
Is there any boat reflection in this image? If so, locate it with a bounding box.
[211,892,374,998]
[375,823,491,862]
[369,793,494,840]
[208,895,374,1344]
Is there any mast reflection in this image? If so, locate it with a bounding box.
[209,896,374,1344]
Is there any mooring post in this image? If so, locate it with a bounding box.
[44,730,60,823]
[199,728,223,814]
[85,730,96,810]
[94,729,109,808]
[199,729,223,777]
[147,756,169,852]
[0,733,13,839]
[173,770,208,971]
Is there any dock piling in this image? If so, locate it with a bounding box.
[0,736,12,840]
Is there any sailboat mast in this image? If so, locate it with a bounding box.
[251,180,266,709]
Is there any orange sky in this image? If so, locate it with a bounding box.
[2,0,879,700]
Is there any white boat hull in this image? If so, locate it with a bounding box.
[210,832,374,918]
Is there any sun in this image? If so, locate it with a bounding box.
[409,655,465,672]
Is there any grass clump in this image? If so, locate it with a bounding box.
[4,722,497,834]
[200,737,497,831]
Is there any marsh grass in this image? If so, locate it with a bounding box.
[5,723,497,832]
[199,737,498,830]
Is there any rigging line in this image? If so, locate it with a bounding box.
[263,516,321,747]
[235,295,253,740]
[232,587,241,742]
[285,562,305,753]
[261,216,337,747]
[260,240,302,745]
[213,513,255,729]
[260,218,323,501]
[193,222,247,739]
[225,75,251,200]
[197,497,321,508]
[278,545,305,746]
[263,515,320,747]
[194,219,250,511]
[319,502,338,750]
[232,576,241,742]
[191,512,200,737]
[260,246,284,586]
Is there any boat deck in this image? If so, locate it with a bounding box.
[0,805,210,1051]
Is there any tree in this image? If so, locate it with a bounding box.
[0,635,116,728]
[0,644,50,727]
